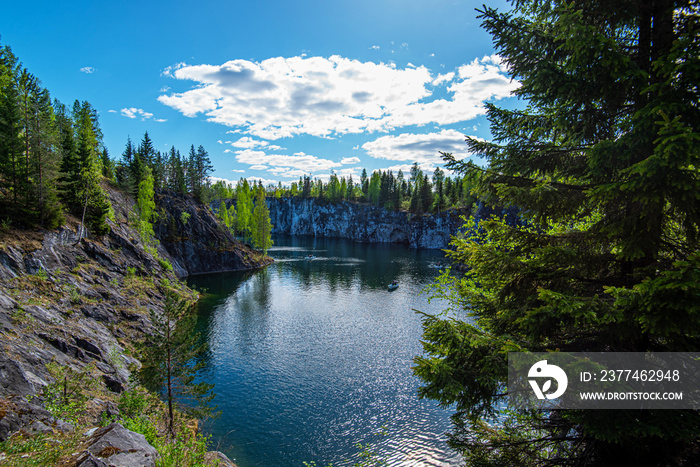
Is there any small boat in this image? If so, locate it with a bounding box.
[388,280,399,291]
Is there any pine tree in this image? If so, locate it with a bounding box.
[368,171,381,205]
[0,45,25,212]
[138,131,156,170]
[431,167,445,212]
[137,290,216,436]
[360,168,369,201]
[189,145,213,202]
[116,137,136,194]
[418,174,432,213]
[415,1,700,465]
[100,148,114,181]
[346,175,354,201]
[72,101,111,237]
[166,146,187,194]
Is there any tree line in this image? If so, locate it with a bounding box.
[208,162,478,215]
[0,41,111,233]
[114,132,214,204]
[0,39,223,241]
[215,178,273,255]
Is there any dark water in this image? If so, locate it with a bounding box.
[188,236,460,467]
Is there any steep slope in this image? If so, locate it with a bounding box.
[0,185,266,464]
[154,189,271,277]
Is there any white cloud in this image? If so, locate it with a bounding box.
[210,174,278,187]
[369,45,380,50]
[235,149,342,172]
[267,168,309,179]
[108,109,117,113]
[120,108,139,119]
[249,164,269,170]
[362,129,474,167]
[231,169,246,173]
[209,176,239,186]
[120,107,164,122]
[432,72,454,86]
[340,157,360,164]
[158,54,518,139]
[247,176,280,186]
[230,137,281,150]
[80,66,95,74]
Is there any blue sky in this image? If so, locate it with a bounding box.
[1,0,520,186]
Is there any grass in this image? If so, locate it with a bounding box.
[0,428,85,467]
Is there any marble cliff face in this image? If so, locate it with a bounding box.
[265,198,467,249]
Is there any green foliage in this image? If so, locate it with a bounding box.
[136,166,157,247]
[251,187,273,254]
[0,42,67,228]
[415,1,700,465]
[42,360,99,423]
[34,267,48,281]
[217,200,230,230]
[179,211,190,225]
[113,385,213,467]
[158,257,174,272]
[235,179,253,240]
[0,428,85,467]
[153,430,211,467]
[137,290,217,436]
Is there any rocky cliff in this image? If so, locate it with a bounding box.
[0,185,259,465]
[265,198,467,249]
[154,189,271,277]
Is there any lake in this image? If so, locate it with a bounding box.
[188,235,461,467]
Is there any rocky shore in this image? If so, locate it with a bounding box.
[0,185,266,466]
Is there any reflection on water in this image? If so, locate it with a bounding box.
[188,236,458,467]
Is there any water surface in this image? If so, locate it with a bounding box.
[188,236,460,467]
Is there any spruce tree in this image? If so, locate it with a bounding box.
[138,131,156,170]
[415,1,700,466]
[418,174,432,213]
[100,148,114,181]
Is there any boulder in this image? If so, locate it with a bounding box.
[204,450,239,466]
[0,358,37,397]
[76,422,158,467]
[0,396,72,442]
